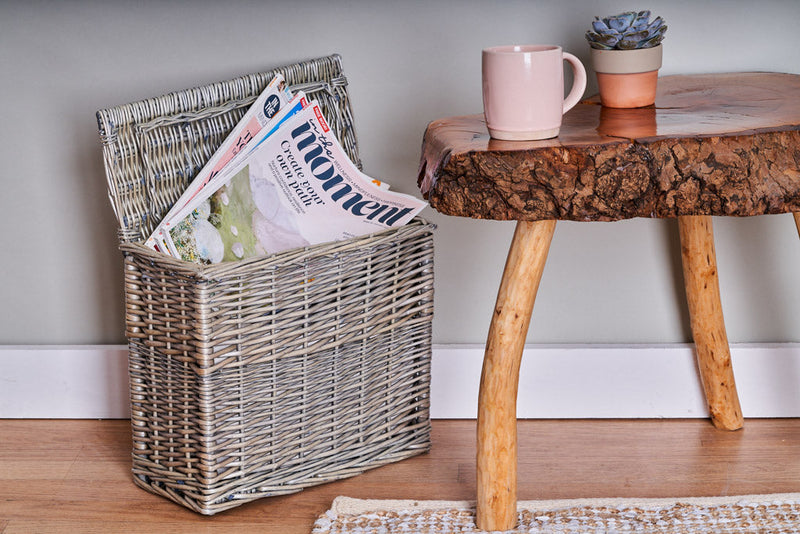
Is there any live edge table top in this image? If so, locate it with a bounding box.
[417,72,800,222]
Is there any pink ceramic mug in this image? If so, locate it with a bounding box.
[482,45,587,141]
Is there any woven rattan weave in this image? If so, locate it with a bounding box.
[96,55,434,514]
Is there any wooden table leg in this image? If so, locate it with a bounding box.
[678,215,743,430]
[476,220,556,531]
[793,212,800,239]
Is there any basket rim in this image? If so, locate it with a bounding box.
[120,216,435,278]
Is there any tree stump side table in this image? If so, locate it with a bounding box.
[417,72,800,531]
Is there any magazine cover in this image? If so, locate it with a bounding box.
[164,101,427,264]
[159,91,310,239]
[145,74,293,250]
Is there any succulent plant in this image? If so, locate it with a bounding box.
[586,10,667,50]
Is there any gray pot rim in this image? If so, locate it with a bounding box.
[590,44,663,74]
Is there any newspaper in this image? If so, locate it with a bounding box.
[162,100,426,264]
[145,74,294,251]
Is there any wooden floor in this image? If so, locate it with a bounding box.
[2,418,800,533]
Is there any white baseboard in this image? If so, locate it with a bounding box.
[430,344,800,419]
[1,344,799,419]
[0,345,130,419]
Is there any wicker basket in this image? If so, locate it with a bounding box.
[96,54,434,515]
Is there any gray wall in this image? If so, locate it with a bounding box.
[1,0,798,345]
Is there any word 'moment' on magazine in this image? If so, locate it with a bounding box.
[153,78,426,265]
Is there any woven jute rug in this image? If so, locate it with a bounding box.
[312,494,800,533]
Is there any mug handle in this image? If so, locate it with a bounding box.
[562,52,587,114]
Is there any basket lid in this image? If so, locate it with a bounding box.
[96,54,360,243]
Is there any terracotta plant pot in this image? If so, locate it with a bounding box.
[591,44,662,108]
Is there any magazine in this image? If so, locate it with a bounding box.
[158,91,311,243]
[162,101,426,264]
[145,74,293,250]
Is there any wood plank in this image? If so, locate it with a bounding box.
[1,521,272,534]
[0,461,75,481]
[2,419,800,533]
